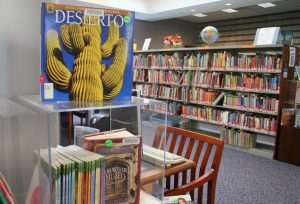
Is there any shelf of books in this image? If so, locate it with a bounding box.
[11,95,170,203]
[133,45,296,157]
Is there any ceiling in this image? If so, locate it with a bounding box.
[74,0,300,22]
[179,0,300,23]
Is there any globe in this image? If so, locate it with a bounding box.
[200,26,219,44]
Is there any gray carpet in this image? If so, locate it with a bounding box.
[141,124,300,204]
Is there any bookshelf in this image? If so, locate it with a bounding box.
[133,45,296,157]
[276,46,300,165]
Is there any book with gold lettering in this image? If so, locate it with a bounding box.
[84,129,141,204]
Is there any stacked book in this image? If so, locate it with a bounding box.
[181,106,223,124]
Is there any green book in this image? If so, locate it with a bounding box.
[0,188,9,204]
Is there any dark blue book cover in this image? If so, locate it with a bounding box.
[40,3,134,102]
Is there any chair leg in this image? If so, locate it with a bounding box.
[207,179,217,204]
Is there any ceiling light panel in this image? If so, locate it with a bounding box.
[222,8,238,13]
[193,13,208,17]
[257,2,276,8]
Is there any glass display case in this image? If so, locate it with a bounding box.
[12,95,171,203]
[0,99,39,202]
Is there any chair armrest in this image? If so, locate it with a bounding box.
[165,169,216,196]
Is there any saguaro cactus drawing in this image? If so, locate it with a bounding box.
[45,18,128,101]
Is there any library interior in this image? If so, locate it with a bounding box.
[0,0,300,203]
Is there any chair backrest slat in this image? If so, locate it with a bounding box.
[199,143,213,177]
[176,136,186,156]
[185,138,195,160]
[168,132,178,152]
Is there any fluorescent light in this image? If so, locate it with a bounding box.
[225,3,232,6]
[193,13,207,17]
[222,8,238,13]
[190,9,196,12]
[257,2,276,8]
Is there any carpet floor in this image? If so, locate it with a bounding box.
[142,124,300,204]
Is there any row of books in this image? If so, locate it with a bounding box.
[183,53,210,68]
[136,84,182,101]
[143,102,181,115]
[223,74,280,92]
[133,69,182,84]
[189,88,220,104]
[181,105,278,134]
[134,52,282,71]
[133,70,280,92]
[223,94,279,113]
[220,127,255,149]
[37,145,105,204]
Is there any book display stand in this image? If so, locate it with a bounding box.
[10,95,169,203]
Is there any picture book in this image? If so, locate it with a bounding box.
[295,109,300,128]
[84,129,142,204]
[40,3,134,102]
[296,66,300,81]
[281,108,295,126]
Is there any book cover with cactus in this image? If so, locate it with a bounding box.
[40,3,134,102]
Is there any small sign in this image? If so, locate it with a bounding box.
[44,83,54,99]
[289,47,296,67]
[253,27,280,45]
[142,38,151,51]
[283,67,288,79]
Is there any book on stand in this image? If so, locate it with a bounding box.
[84,129,142,204]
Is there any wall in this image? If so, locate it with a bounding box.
[197,10,300,47]
[0,0,41,98]
[134,19,198,49]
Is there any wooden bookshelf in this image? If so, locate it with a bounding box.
[133,45,295,157]
[275,46,300,165]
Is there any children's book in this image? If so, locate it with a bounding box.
[84,129,142,204]
[40,3,134,102]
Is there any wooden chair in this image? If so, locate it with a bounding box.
[152,125,224,204]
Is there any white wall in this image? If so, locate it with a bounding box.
[134,19,198,49]
[0,0,41,98]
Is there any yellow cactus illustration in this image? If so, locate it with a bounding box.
[45,20,127,101]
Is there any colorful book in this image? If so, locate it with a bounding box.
[84,129,141,204]
[281,108,295,126]
[295,109,300,128]
[40,3,134,102]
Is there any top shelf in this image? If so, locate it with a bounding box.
[134,44,285,53]
[14,95,166,113]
